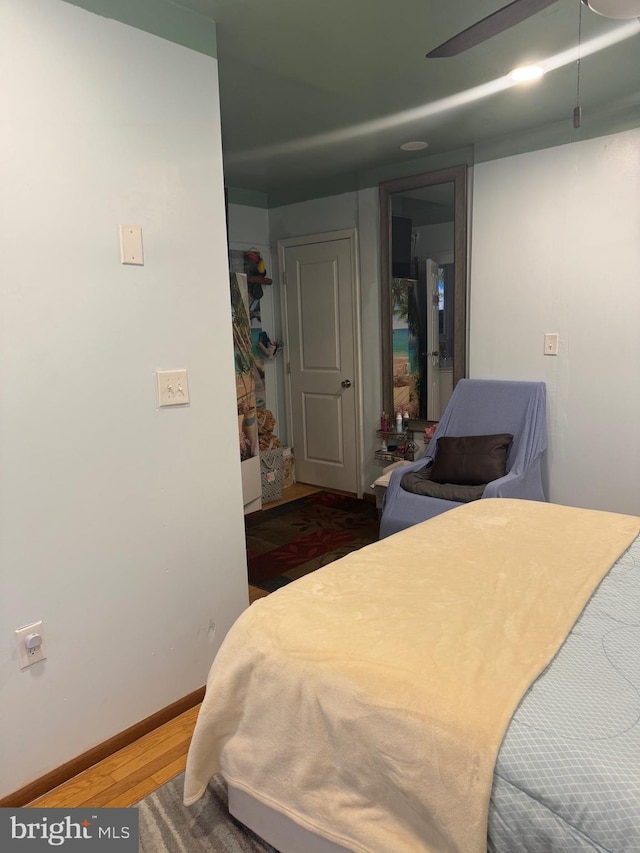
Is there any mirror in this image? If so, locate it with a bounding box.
[380,165,467,427]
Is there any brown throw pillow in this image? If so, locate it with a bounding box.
[401,467,487,503]
[429,434,513,486]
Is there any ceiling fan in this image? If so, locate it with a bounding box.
[426,0,640,58]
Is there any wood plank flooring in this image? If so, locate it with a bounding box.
[29,706,200,808]
[27,483,320,809]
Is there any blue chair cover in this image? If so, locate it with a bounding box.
[379,379,548,539]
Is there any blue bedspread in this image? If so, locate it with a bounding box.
[489,533,640,852]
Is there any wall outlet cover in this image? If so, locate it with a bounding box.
[119,224,144,265]
[15,621,47,669]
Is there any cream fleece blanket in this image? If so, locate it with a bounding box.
[184,499,640,853]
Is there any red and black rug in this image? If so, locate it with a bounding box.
[246,490,380,592]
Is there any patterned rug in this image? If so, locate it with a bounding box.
[246,490,380,592]
[138,772,276,852]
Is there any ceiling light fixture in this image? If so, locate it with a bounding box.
[226,21,639,165]
[581,0,640,19]
[400,141,429,151]
[509,64,545,82]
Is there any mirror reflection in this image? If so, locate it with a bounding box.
[391,182,455,420]
[380,165,467,428]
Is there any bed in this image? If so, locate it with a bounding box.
[184,499,640,852]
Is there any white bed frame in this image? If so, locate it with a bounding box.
[228,783,352,853]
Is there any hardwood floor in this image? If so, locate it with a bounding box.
[28,706,200,808]
[28,483,319,808]
[257,481,320,509]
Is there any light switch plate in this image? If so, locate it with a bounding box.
[157,370,190,406]
[544,333,559,356]
[119,224,144,265]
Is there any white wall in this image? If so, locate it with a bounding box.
[0,0,248,797]
[470,129,640,514]
[268,189,382,494]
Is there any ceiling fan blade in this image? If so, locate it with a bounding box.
[426,0,560,58]
[581,0,640,18]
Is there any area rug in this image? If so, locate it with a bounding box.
[137,772,276,852]
[246,490,379,592]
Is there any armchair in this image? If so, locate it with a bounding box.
[379,379,547,538]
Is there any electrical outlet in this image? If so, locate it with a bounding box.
[15,621,47,669]
[157,369,190,407]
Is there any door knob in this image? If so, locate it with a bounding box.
[341,379,352,388]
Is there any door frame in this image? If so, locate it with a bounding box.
[277,228,363,497]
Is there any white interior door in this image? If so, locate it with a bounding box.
[426,259,441,421]
[282,234,359,493]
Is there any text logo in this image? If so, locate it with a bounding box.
[0,808,138,850]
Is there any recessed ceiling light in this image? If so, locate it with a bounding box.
[509,64,545,83]
[400,141,429,151]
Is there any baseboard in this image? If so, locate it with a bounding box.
[0,686,205,807]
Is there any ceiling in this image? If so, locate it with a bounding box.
[173,0,640,197]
